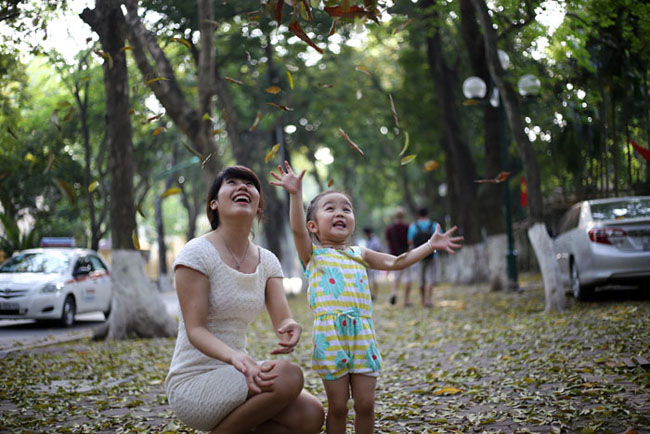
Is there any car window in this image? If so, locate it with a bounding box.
[558,205,581,234]
[89,255,107,272]
[74,257,93,274]
[590,198,650,221]
[0,252,72,274]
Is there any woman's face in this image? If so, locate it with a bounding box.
[211,177,261,222]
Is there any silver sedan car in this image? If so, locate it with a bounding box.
[0,248,112,326]
[554,196,650,300]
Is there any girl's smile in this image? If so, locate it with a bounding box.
[308,192,355,245]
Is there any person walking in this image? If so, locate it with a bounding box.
[165,165,324,434]
[384,207,412,306]
[407,207,440,308]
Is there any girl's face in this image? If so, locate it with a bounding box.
[211,177,261,222]
[308,192,355,245]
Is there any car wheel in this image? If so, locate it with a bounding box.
[103,301,112,320]
[60,295,76,327]
[571,261,593,301]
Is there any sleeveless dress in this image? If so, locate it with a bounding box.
[164,236,283,431]
[304,245,382,380]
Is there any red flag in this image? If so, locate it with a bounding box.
[628,138,650,163]
[520,177,528,208]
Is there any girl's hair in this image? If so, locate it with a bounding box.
[206,165,264,230]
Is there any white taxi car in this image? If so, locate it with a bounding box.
[0,248,112,326]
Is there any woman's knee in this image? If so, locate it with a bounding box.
[295,393,325,433]
[270,360,303,399]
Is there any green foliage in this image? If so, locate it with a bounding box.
[0,213,39,257]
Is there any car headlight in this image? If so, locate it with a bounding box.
[41,283,63,294]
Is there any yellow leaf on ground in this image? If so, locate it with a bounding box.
[433,387,462,396]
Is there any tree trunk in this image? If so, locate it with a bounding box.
[423,0,480,248]
[81,0,176,339]
[527,224,565,313]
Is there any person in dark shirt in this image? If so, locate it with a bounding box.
[384,207,412,306]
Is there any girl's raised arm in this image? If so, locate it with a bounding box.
[270,161,313,265]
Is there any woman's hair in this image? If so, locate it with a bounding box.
[305,190,354,241]
[206,165,264,230]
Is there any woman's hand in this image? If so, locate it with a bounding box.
[271,319,302,355]
[429,225,464,254]
[270,161,306,195]
[231,351,278,394]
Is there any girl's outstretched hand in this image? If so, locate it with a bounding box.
[270,161,306,194]
[430,225,464,254]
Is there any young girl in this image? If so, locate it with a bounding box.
[271,161,463,434]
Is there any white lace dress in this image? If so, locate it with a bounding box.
[164,236,283,431]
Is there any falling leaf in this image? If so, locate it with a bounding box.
[146,114,164,124]
[57,101,72,108]
[338,128,365,157]
[161,187,182,199]
[7,126,18,140]
[265,86,282,94]
[44,153,55,173]
[401,154,416,165]
[433,387,463,396]
[424,160,440,172]
[120,45,132,52]
[145,77,169,85]
[183,142,204,159]
[275,0,285,24]
[267,102,293,111]
[288,20,323,54]
[355,65,372,76]
[393,18,414,34]
[24,152,37,163]
[285,64,299,72]
[475,171,511,184]
[171,37,191,48]
[328,19,337,36]
[463,98,480,106]
[317,82,334,88]
[265,144,281,163]
[286,71,294,90]
[213,129,225,135]
[53,178,75,205]
[152,127,165,136]
[225,76,244,85]
[399,132,410,156]
[132,231,140,250]
[388,93,399,127]
[202,113,212,121]
[51,110,61,131]
[201,152,215,168]
[63,107,75,121]
[80,76,91,82]
[324,5,380,23]
[94,50,113,69]
[327,178,334,187]
[88,180,99,193]
[129,108,136,115]
[249,111,263,132]
[136,203,146,218]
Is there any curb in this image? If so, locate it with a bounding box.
[0,329,93,359]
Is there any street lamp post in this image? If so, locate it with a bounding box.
[462,62,539,291]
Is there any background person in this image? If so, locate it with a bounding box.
[384,207,412,306]
[407,207,440,308]
[165,166,324,434]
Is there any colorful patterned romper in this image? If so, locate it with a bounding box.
[304,245,382,380]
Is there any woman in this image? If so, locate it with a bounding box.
[165,166,324,434]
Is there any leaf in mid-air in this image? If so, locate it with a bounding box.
[161,187,182,199]
[288,20,323,54]
[88,180,99,193]
[51,110,61,131]
[152,127,165,136]
[201,152,215,169]
[424,160,440,172]
[389,93,399,127]
[265,86,282,94]
[213,129,225,135]
[275,0,285,24]
[355,65,372,76]
[120,45,132,52]
[399,132,410,156]
[267,102,294,111]
[171,37,191,48]
[249,111,263,132]
[145,77,169,85]
[136,203,146,218]
[183,142,204,159]
[475,171,511,183]
[400,154,416,165]
[147,114,164,123]
[286,71,294,90]
[338,128,365,157]
[7,126,18,140]
[393,18,414,34]
[317,82,333,88]
[324,5,380,23]
[53,178,75,205]
[132,231,140,250]
[44,153,55,173]
[265,144,281,163]
[328,178,334,187]
[225,76,244,85]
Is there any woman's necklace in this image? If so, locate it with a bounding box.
[223,238,250,270]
